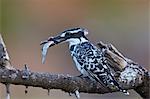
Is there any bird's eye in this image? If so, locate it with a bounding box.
[78,31,84,36]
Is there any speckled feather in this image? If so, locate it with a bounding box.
[70,42,128,93]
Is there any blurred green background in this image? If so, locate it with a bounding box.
[0,0,149,99]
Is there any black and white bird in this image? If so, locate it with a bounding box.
[41,28,129,95]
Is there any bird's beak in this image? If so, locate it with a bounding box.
[40,34,66,64]
[50,35,66,44]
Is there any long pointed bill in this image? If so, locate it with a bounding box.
[40,35,66,64]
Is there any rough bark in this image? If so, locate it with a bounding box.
[0,34,149,99]
[0,68,131,94]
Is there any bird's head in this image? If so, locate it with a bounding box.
[40,27,89,63]
[43,28,88,45]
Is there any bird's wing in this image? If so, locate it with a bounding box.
[79,43,111,88]
[85,68,108,89]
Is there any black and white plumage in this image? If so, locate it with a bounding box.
[41,27,129,95]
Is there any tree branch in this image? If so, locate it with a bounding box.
[0,68,129,94]
[0,34,149,99]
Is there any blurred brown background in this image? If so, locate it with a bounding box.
[0,0,149,99]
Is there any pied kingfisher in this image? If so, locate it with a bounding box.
[41,27,129,95]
